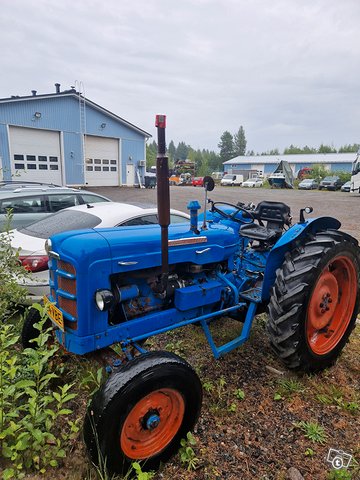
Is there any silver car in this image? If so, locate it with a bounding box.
[0,181,110,230]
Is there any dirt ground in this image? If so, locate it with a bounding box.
[90,185,360,242]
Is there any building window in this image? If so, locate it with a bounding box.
[103,159,109,165]
[110,160,117,165]
[86,166,93,171]
[94,159,101,164]
[14,163,25,169]
[110,167,117,172]
[14,154,24,160]
[39,164,48,170]
[50,165,59,170]
[38,156,47,162]
[27,155,36,161]
[94,166,101,171]
[103,166,109,172]
[49,156,58,162]
[27,164,37,170]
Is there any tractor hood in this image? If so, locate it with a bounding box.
[49,222,239,274]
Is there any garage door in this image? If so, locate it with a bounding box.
[9,126,63,185]
[85,135,120,186]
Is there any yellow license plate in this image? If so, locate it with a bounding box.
[43,296,64,331]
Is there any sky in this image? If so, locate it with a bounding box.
[1,0,360,153]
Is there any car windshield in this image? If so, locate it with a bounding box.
[301,179,313,183]
[323,176,337,181]
[20,210,101,239]
[223,174,233,179]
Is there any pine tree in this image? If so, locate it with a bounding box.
[233,126,247,156]
[218,131,234,162]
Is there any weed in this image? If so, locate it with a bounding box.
[0,309,78,477]
[234,388,245,400]
[293,421,327,444]
[179,432,199,471]
[132,462,155,479]
[80,366,104,396]
[274,378,305,401]
[327,469,352,480]
[228,403,237,412]
[304,448,315,457]
[217,377,227,399]
[203,381,215,393]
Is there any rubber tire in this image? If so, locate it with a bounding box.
[83,351,202,475]
[268,230,360,372]
[21,307,51,349]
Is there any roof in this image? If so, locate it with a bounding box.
[223,153,356,165]
[0,89,151,138]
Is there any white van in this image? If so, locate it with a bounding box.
[220,174,243,186]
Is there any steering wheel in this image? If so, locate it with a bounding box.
[211,201,255,224]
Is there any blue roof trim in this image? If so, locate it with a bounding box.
[0,91,151,138]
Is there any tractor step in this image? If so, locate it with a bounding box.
[201,301,258,358]
[239,286,262,303]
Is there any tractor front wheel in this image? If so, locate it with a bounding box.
[83,351,202,475]
[268,231,360,372]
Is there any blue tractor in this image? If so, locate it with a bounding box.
[23,116,360,474]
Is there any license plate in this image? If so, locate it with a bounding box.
[43,296,64,331]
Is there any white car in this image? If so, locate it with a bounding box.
[242,178,263,188]
[11,202,190,302]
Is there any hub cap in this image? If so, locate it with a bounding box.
[306,256,357,355]
[120,388,185,460]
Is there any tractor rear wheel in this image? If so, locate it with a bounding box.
[268,230,360,372]
[83,351,202,475]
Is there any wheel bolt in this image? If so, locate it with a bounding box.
[320,303,324,308]
[328,298,332,303]
[321,308,326,314]
[325,306,330,311]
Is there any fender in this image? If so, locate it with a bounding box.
[261,216,341,301]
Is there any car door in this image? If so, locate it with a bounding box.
[0,194,47,230]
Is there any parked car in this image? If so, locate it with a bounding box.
[0,181,110,230]
[318,176,344,191]
[10,202,190,302]
[220,174,243,186]
[242,177,263,188]
[298,178,319,190]
[341,181,351,192]
[192,177,204,187]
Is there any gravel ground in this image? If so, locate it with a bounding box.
[88,185,360,242]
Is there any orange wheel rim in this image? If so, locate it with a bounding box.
[306,255,357,355]
[120,388,185,460]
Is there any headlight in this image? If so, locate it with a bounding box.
[45,238,52,255]
[95,289,114,311]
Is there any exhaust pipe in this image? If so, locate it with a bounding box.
[155,115,170,290]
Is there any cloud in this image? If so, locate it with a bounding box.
[1,0,360,152]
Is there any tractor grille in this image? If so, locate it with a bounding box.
[58,260,76,275]
[54,259,78,329]
[58,276,76,295]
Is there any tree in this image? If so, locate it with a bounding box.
[233,126,247,156]
[318,144,336,154]
[310,164,329,182]
[146,140,157,168]
[167,140,176,164]
[338,143,360,153]
[218,131,234,162]
[175,142,189,161]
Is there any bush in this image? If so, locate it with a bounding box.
[0,213,29,320]
[0,308,79,478]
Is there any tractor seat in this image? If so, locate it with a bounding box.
[240,201,291,243]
